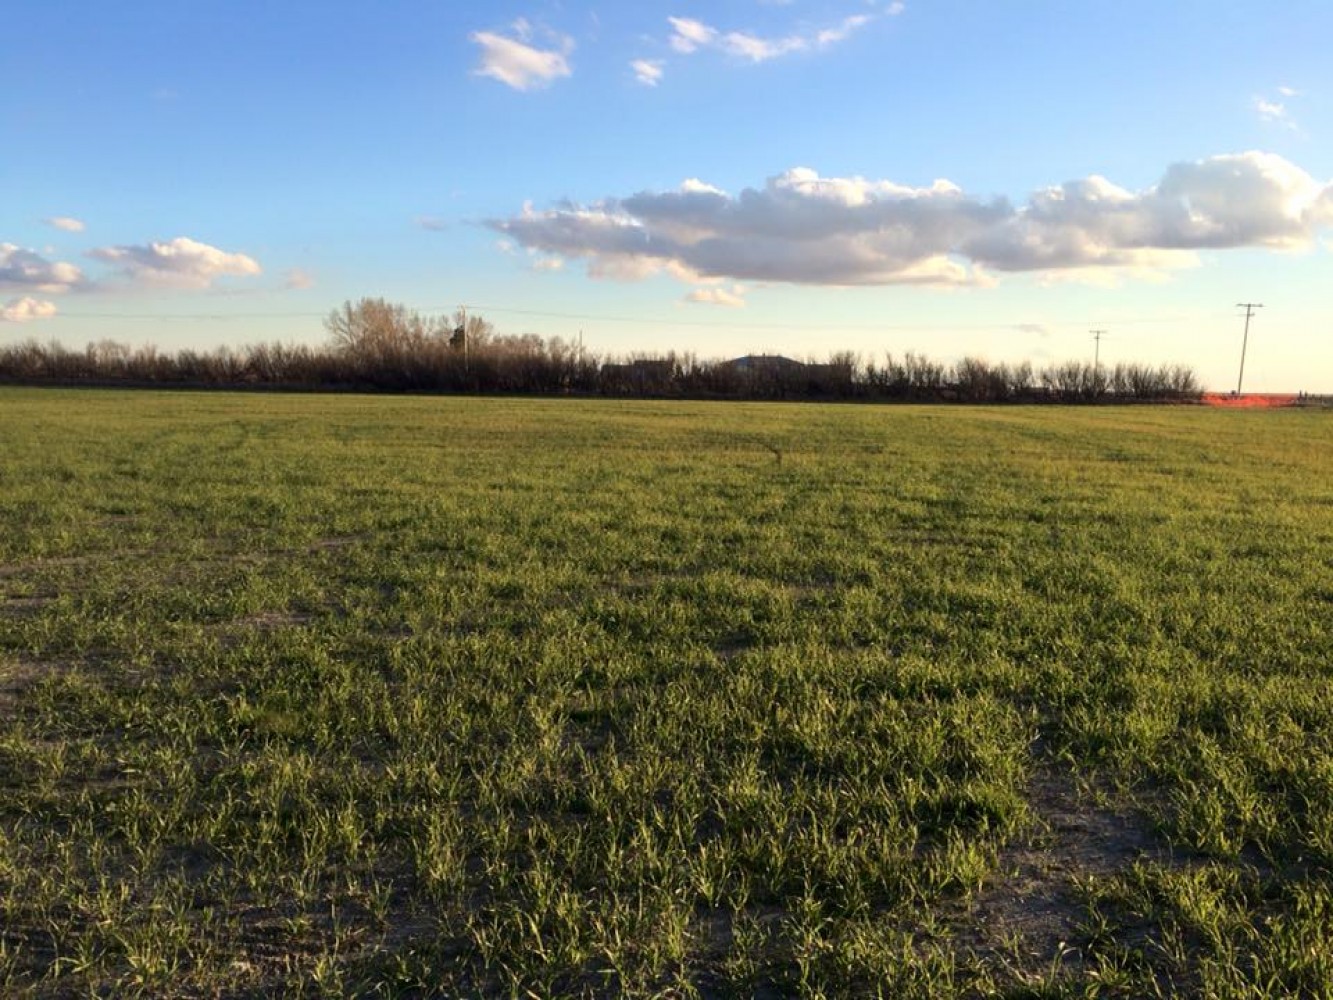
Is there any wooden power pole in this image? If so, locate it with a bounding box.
[1235,303,1263,395]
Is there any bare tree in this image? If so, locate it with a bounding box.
[326,298,432,357]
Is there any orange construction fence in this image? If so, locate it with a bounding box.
[1200,393,1300,408]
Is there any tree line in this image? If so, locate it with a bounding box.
[0,297,1200,402]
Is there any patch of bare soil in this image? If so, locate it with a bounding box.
[1,595,53,616]
[0,550,155,580]
[214,610,320,649]
[959,763,1198,984]
[712,631,756,662]
[230,611,317,631]
[0,657,70,719]
[234,610,317,626]
[310,535,370,553]
[0,556,87,579]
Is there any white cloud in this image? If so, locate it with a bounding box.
[490,152,1333,289]
[44,216,85,233]
[667,17,716,54]
[722,30,807,62]
[686,285,746,307]
[531,256,565,272]
[1254,87,1304,131]
[0,244,85,293]
[1254,97,1286,120]
[632,59,664,86]
[816,14,873,47]
[88,237,262,288]
[681,178,727,196]
[664,9,877,65]
[0,296,58,322]
[963,153,1333,270]
[415,215,449,231]
[1153,152,1330,246]
[494,169,997,286]
[1253,96,1292,126]
[470,28,572,91]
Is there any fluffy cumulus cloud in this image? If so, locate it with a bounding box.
[493,169,1000,287]
[88,237,261,288]
[471,21,573,91]
[44,216,86,233]
[0,244,86,293]
[490,152,1333,289]
[1,296,59,323]
[969,152,1333,272]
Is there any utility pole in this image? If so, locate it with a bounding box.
[1090,329,1107,396]
[459,304,469,371]
[1090,329,1106,371]
[1235,303,1263,395]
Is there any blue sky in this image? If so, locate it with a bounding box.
[5,0,1331,390]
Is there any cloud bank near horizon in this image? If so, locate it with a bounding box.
[490,152,1333,289]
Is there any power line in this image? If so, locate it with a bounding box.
[455,304,1224,333]
[50,302,1235,333]
[49,311,330,321]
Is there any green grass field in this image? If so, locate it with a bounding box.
[1,387,1330,998]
